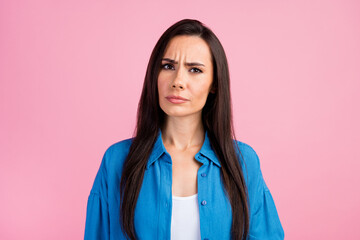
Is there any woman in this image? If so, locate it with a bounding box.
[84,19,284,240]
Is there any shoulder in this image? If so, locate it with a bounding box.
[234,140,261,171]
[104,137,134,159]
[101,137,134,172]
[90,137,134,195]
[233,140,262,186]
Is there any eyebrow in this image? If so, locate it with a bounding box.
[161,58,205,67]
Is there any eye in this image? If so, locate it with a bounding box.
[161,63,175,70]
[190,68,203,73]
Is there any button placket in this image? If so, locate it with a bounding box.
[197,160,210,239]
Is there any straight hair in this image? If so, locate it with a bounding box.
[120,19,249,239]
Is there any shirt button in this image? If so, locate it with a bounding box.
[201,173,207,177]
[201,200,207,206]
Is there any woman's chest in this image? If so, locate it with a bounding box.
[170,150,202,197]
[128,157,232,240]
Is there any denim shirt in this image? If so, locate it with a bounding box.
[84,130,284,240]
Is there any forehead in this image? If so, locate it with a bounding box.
[163,35,212,63]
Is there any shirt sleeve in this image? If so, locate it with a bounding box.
[247,151,285,240]
[84,192,110,240]
[84,150,110,240]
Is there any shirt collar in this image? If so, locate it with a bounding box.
[146,129,221,169]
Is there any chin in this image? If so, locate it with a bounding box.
[162,108,203,119]
[163,110,189,118]
[159,102,203,118]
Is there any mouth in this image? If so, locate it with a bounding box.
[165,95,189,104]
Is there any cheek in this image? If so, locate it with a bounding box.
[157,73,168,95]
[157,78,166,96]
[192,81,212,99]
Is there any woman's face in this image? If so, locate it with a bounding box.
[157,35,214,119]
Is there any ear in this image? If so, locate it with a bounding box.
[210,86,216,94]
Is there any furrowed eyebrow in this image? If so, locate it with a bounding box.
[161,58,205,67]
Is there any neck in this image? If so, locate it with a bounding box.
[161,114,205,151]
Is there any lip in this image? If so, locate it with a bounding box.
[165,95,189,104]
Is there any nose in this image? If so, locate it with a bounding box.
[172,82,184,90]
[171,69,185,90]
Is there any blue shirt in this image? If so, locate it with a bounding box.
[84,130,284,240]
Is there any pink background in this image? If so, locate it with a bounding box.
[1,0,359,239]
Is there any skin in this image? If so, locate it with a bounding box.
[157,35,215,197]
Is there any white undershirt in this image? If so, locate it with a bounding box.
[171,193,201,240]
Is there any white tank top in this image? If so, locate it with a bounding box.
[171,193,201,240]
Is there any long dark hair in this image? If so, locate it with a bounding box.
[120,19,249,240]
